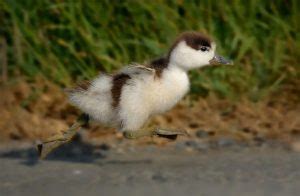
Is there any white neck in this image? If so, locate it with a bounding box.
[144,62,189,115]
[163,62,190,94]
[167,62,189,73]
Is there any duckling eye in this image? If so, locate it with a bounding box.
[199,46,209,52]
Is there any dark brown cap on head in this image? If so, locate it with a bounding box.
[168,31,212,58]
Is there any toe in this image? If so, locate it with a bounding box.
[123,131,136,139]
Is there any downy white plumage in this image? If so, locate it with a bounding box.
[68,31,232,137]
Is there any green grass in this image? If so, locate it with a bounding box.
[0,0,299,100]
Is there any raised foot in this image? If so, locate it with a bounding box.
[37,123,80,159]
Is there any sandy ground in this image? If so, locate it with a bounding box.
[0,139,300,196]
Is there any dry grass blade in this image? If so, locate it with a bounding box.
[0,38,8,82]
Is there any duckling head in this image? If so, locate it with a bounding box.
[168,31,232,71]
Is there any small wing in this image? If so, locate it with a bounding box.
[132,65,155,73]
[120,64,155,76]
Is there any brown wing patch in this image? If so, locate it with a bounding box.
[111,73,131,108]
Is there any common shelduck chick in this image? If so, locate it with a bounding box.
[38,31,232,158]
[69,31,231,137]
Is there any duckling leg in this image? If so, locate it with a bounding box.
[37,122,81,159]
[37,114,89,159]
[123,127,156,139]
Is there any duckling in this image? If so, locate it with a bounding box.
[38,31,232,158]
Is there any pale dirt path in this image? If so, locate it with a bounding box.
[0,141,299,196]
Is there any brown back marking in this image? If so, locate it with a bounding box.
[148,57,168,78]
[111,73,131,107]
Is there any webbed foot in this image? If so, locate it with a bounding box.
[37,122,81,159]
[154,128,188,140]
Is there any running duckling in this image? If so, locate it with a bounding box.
[38,31,232,158]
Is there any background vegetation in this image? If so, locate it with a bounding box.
[0,0,299,100]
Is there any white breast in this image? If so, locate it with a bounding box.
[146,66,190,114]
[117,65,189,131]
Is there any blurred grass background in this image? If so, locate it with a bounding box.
[0,0,299,100]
